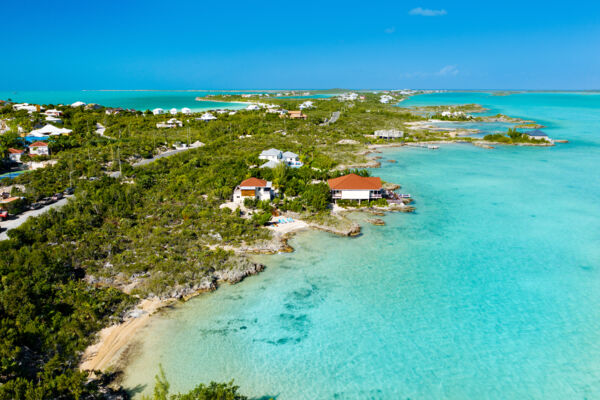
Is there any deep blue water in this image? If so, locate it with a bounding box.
[122,92,600,399]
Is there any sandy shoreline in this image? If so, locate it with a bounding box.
[78,215,352,374]
[80,298,166,372]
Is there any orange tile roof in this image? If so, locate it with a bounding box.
[0,197,20,203]
[29,141,48,147]
[328,174,382,190]
[240,177,268,187]
[8,148,24,153]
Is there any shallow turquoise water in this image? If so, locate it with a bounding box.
[123,92,600,399]
[0,91,334,112]
[0,91,250,112]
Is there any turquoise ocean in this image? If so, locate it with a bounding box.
[121,92,600,399]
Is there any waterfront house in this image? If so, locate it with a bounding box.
[181,107,192,115]
[105,108,124,115]
[29,141,49,156]
[374,129,404,139]
[8,148,24,163]
[328,173,383,203]
[156,118,183,128]
[170,108,178,115]
[233,177,273,203]
[287,111,307,120]
[246,104,260,111]
[71,101,86,107]
[152,108,165,115]
[13,103,40,113]
[526,129,552,141]
[198,112,217,121]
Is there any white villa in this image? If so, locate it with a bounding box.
[233,177,274,203]
[198,112,217,121]
[156,118,183,128]
[299,101,314,110]
[246,104,260,111]
[380,94,395,104]
[44,109,63,117]
[328,173,383,203]
[13,103,39,113]
[152,108,165,115]
[29,124,72,137]
[338,93,359,101]
[526,129,552,142]
[8,148,24,163]
[374,129,404,139]
[45,115,63,124]
[71,101,86,107]
[169,108,178,115]
[29,141,50,156]
[258,148,302,168]
[441,110,470,118]
[181,108,192,115]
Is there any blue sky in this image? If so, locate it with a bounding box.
[3,0,600,90]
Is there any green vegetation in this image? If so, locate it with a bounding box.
[483,128,546,144]
[0,92,532,397]
[142,366,251,400]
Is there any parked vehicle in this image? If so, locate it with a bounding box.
[29,202,43,210]
[41,197,54,205]
[64,187,75,195]
[51,193,64,201]
[0,209,8,221]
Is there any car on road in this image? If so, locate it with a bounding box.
[28,202,43,210]
[51,193,64,201]
[64,187,75,195]
[41,197,54,205]
[0,209,8,221]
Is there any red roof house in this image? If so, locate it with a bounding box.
[29,141,49,156]
[328,174,383,202]
[234,177,273,203]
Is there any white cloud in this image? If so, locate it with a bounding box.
[436,65,459,76]
[409,7,447,17]
[384,27,396,34]
[400,65,459,79]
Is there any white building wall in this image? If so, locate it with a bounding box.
[341,190,371,200]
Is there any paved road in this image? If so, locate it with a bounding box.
[0,196,71,240]
[95,123,114,139]
[321,111,341,126]
[110,146,202,178]
[1,144,205,237]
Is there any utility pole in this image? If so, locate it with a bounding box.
[118,129,122,177]
[69,154,74,188]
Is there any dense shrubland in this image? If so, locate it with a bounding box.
[0,94,424,398]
